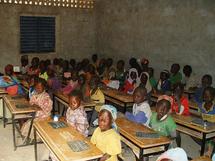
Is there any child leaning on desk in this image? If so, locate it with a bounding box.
[125,86,152,126]
[91,105,121,161]
[150,95,177,139]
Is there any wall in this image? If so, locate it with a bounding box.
[0,3,96,73]
[95,0,215,80]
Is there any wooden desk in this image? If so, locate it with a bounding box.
[0,87,7,119]
[191,156,212,161]
[116,117,170,160]
[102,88,133,113]
[53,91,96,116]
[34,118,103,161]
[172,114,215,156]
[3,95,39,150]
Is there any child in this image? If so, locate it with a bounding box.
[47,68,61,96]
[128,57,142,76]
[91,53,99,69]
[157,70,171,94]
[138,72,152,94]
[39,60,48,81]
[181,65,198,90]
[169,63,182,87]
[115,60,126,89]
[20,55,29,75]
[125,86,152,126]
[69,58,76,71]
[148,67,157,91]
[150,95,177,138]
[90,76,105,125]
[171,83,190,115]
[21,78,53,139]
[91,105,121,161]
[28,57,40,76]
[62,72,79,95]
[194,74,212,103]
[66,90,89,136]
[123,68,138,94]
[103,58,116,80]
[77,74,90,102]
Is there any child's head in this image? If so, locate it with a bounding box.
[183,65,192,77]
[87,64,96,74]
[4,64,13,76]
[133,86,147,104]
[173,83,184,99]
[203,87,215,104]
[78,74,86,86]
[39,60,46,72]
[201,74,212,88]
[128,68,138,80]
[45,59,51,67]
[21,55,28,67]
[35,78,46,94]
[117,60,125,71]
[170,63,180,75]
[47,68,55,78]
[99,105,117,131]
[106,58,113,68]
[156,99,171,121]
[31,57,40,68]
[160,70,170,81]
[140,72,149,85]
[92,54,98,63]
[53,58,59,66]
[69,90,82,110]
[69,59,76,69]
[62,60,69,72]
[148,67,154,78]
[90,76,100,90]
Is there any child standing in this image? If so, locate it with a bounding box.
[66,90,89,136]
[125,86,152,126]
[171,83,190,115]
[150,95,177,138]
[91,105,121,161]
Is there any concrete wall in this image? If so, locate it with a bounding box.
[95,0,215,80]
[0,4,96,73]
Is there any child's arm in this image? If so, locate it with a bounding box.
[125,111,148,124]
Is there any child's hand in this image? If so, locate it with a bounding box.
[99,154,110,161]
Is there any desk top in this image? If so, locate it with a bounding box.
[34,118,103,161]
[3,95,39,114]
[172,114,215,133]
[191,156,212,161]
[102,88,133,103]
[53,91,96,107]
[0,87,7,95]
[116,117,170,149]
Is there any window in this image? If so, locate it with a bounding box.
[20,16,55,54]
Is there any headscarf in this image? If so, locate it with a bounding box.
[156,148,188,161]
[127,68,138,84]
[93,104,118,130]
[157,95,173,107]
[138,72,152,93]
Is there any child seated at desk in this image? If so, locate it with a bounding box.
[21,78,53,139]
[77,74,90,102]
[123,68,138,94]
[91,105,121,161]
[125,86,152,126]
[171,83,190,115]
[62,72,79,95]
[66,90,89,137]
[157,70,171,94]
[150,95,177,138]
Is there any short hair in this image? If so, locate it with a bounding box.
[183,65,192,73]
[69,90,82,100]
[117,60,125,66]
[157,99,171,110]
[134,86,147,96]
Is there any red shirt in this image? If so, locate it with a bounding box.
[171,96,190,115]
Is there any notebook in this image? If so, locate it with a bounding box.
[48,121,68,129]
[136,131,160,138]
[67,140,89,152]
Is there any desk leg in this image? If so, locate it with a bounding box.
[3,98,6,128]
[139,149,143,161]
[12,114,17,151]
[52,94,55,115]
[34,127,38,161]
[25,113,35,144]
[124,103,127,113]
[200,133,206,156]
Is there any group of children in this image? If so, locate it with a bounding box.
[1,54,215,161]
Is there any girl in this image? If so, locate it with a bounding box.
[66,90,89,136]
[171,83,190,115]
[91,105,121,161]
[150,95,177,138]
[123,68,138,94]
[125,86,152,126]
[138,72,152,94]
[28,57,40,76]
[21,78,53,139]
[90,76,105,125]
[77,74,90,102]
[157,70,171,94]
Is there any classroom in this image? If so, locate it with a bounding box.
[0,0,215,161]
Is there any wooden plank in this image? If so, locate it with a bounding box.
[192,156,212,161]
[34,118,103,161]
[116,117,170,149]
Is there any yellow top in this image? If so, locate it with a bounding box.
[90,88,105,111]
[39,72,48,81]
[91,127,121,161]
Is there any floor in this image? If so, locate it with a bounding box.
[0,118,201,161]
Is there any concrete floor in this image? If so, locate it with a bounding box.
[0,119,201,161]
